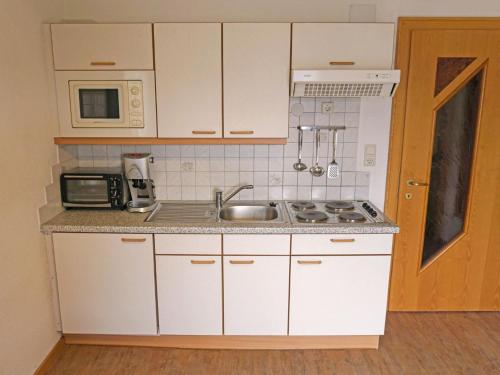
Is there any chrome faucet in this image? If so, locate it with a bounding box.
[215,185,254,211]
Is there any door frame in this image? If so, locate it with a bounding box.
[384,17,500,220]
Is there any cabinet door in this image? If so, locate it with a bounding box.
[53,233,156,335]
[51,24,153,70]
[224,256,289,335]
[223,23,290,138]
[155,23,222,138]
[156,256,222,335]
[292,23,394,70]
[289,255,391,335]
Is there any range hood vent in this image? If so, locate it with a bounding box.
[291,70,400,97]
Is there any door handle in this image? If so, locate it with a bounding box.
[330,238,355,243]
[90,61,116,66]
[121,238,147,243]
[229,260,255,265]
[406,179,429,187]
[297,260,322,265]
[329,61,355,66]
[229,130,254,135]
[190,260,216,265]
[192,130,216,135]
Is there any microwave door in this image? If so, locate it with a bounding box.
[63,177,111,207]
[69,81,128,128]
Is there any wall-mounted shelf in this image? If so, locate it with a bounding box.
[54,137,287,145]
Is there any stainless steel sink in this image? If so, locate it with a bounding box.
[219,205,279,222]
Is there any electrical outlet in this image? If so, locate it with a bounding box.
[364,144,376,167]
[321,102,333,114]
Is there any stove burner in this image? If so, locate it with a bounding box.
[296,211,328,223]
[291,201,316,211]
[325,200,355,213]
[338,212,366,223]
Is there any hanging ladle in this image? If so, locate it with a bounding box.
[310,128,325,177]
[293,128,307,171]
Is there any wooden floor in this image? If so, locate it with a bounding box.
[46,313,500,375]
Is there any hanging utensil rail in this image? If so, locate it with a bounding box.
[297,125,346,131]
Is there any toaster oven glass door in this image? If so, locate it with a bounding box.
[69,81,128,128]
[65,179,109,204]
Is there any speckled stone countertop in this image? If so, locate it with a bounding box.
[41,201,399,235]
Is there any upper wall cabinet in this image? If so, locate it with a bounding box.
[292,23,394,70]
[155,23,222,138]
[51,24,154,70]
[223,23,290,138]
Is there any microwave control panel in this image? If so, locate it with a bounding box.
[128,81,145,128]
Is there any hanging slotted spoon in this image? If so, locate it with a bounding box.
[327,129,339,179]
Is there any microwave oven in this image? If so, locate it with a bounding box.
[69,80,145,128]
[60,168,128,209]
[55,70,156,133]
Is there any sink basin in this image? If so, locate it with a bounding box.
[219,205,279,221]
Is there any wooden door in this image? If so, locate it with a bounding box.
[388,21,500,311]
[223,256,289,335]
[223,23,290,138]
[154,23,222,138]
[289,256,391,335]
[156,255,222,335]
[53,233,157,334]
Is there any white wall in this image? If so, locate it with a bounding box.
[61,0,500,22]
[0,0,63,374]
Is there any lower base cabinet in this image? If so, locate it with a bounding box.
[223,256,289,335]
[289,255,391,335]
[53,233,157,335]
[156,255,222,335]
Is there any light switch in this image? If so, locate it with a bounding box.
[364,144,376,167]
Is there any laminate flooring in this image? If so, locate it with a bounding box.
[46,313,500,375]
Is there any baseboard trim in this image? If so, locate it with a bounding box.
[63,334,379,350]
[34,337,65,375]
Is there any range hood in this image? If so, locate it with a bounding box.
[291,69,400,97]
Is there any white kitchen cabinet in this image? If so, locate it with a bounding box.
[291,23,395,70]
[223,23,290,138]
[224,256,289,335]
[156,255,222,335]
[155,23,222,138]
[51,24,154,70]
[289,255,391,335]
[53,233,157,335]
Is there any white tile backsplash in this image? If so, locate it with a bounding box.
[65,97,369,201]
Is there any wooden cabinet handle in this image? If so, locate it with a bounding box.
[190,260,216,265]
[229,260,255,265]
[229,130,254,135]
[192,130,216,135]
[329,61,355,66]
[90,61,116,66]
[121,238,147,243]
[297,260,322,265]
[330,239,355,243]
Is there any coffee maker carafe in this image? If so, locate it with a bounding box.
[123,153,158,213]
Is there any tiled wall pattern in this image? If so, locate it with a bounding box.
[62,97,369,201]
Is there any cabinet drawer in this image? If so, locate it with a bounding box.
[51,24,153,70]
[155,234,221,255]
[223,234,290,255]
[291,234,393,255]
